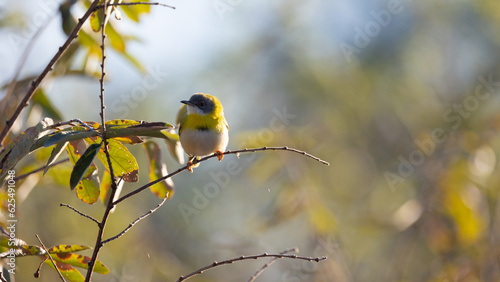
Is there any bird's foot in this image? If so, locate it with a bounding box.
[216,150,224,162]
[187,161,194,173]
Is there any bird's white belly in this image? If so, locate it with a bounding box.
[180,128,228,157]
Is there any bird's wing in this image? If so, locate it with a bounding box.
[176,104,188,133]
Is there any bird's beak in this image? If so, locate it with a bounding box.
[181,100,195,106]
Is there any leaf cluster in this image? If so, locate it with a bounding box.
[0,229,109,281]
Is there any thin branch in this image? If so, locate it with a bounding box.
[49,119,98,132]
[114,146,329,205]
[248,248,298,282]
[60,203,100,225]
[34,257,47,278]
[85,2,116,280]
[0,0,103,147]
[35,234,66,282]
[95,1,175,10]
[13,158,69,181]
[102,196,168,244]
[177,250,327,282]
[234,146,330,165]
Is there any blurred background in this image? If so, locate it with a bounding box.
[1,0,500,281]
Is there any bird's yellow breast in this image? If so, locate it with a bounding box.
[179,113,227,134]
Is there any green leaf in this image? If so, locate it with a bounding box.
[44,141,68,175]
[45,260,85,282]
[161,129,180,142]
[96,120,173,136]
[98,169,123,212]
[0,118,53,180]
[112,136,144,144]
[106,121,174,139]
[21,245,46,256]
[50,253,110,274]
[90,10,102,32]
[120,0,152,22]
[48,244,90,254]
[43,130,98,148]
[76,176,100,204]
[104,119,143,129]
[66,140,91,195]
[69,143,101,190]
[144,141,174,199]
[87,137,139,182]
[46,164,73,188]
[0,244,46,258]
[99,169,112,204]
[30,120,173,153]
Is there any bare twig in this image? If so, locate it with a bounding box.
[35,234,66,282]
[49,119,98,132]
[176,250,327,282]
[102,196,168,244]
[248,248,298,282]
[34,258,47,278]
[233,146,330,165]
[0,0,103,147]
[114,146,329,205]
[85,2,117,280]
[60,203,100,225]
[95,1,175,10]
[13,158,69,181]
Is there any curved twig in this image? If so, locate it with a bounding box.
[114,146,329,205]
[177,249,327,282]
[60,203,100,225]
[102,196,168,244]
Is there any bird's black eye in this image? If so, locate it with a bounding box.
[198,101,205,108]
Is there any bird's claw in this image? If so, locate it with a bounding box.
[187,161,194,173]
[216,150,224,162]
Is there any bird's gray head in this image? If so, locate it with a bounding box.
[181,93,216,115]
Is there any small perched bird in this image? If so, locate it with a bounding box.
[178,93,229,172]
